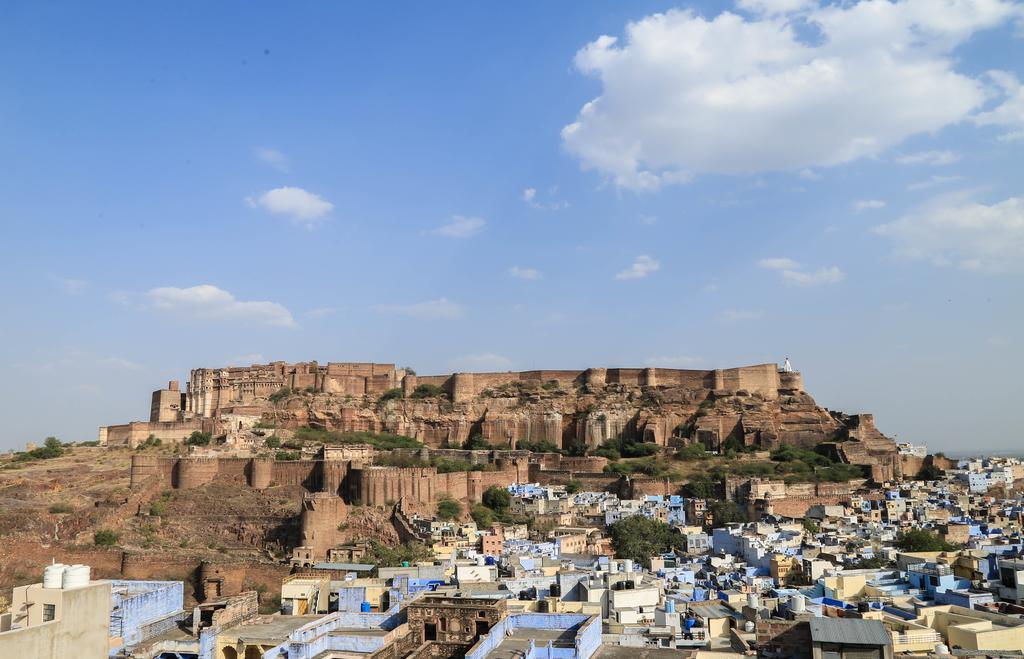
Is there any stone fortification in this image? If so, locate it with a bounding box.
[160,361,797,424]
[104,358,898,475]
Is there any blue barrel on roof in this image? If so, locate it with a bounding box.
[361,601,372,613]
[485,556,495,565]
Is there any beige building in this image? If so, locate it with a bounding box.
[0,578,112,657]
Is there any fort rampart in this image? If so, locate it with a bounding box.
[131,453,534,509]
[175,361,797,418]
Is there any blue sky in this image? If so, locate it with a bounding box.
[1,0,1022,452]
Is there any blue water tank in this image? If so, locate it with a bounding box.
[665,599,676,613]
[360,601,372,613]
[402,561,410,567]
[485,556,495,565]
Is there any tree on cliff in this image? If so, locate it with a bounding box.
[471,504,495,529]
[609,516,684,567]
[463,435,492,450]
[436,497,462,520]
[482,486,511,511]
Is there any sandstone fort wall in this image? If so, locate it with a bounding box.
[177,361,789,418]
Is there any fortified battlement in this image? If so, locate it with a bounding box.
[170,360,800,420]
[130,451,532,509]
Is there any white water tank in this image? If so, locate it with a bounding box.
[934,643,951,655]
[61,564,90,589]
[747,593,760,609]
[623,559,634,573]
[790,594,806,612]
[609,561,619,574]
[43,564,66,589]
[744,620,755,633]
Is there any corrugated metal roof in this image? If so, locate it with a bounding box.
[809,618,892,646]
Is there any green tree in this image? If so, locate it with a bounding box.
[471,504,496,528]
[364,540,432,570]
[410,383,444,399]
[379,388,403,402]
[185,431,211,446]
[680,474,715,499]
[915,463,944,481]
[895,529,959,552]
[675,445,709,461]
[462,435,492,450]
[608,516,684,567]
[94,529,119,546]
[482,486,511,511]
[268,387,292,404]
[264,436,281,448]
[708,500,749,527]
[565,480,583,494]
[436,497,462,520]
[803,517,820,533]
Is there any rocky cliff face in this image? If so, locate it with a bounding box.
[255,378,898,462]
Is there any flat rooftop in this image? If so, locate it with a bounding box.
[594,646,686,659]
[486,628,577,659]
[222,615,323,643]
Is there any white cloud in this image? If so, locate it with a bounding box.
[253,147,290,173]
[895,150,959,165]
[561,1,1017,189]
[521,186,569,210]
[428,215,485,238]
[907,175,964,191]
[639,215,659,225]
[782,266,845,287]
[737,0,815,15]
[615,255,661,280]
[854,199,887,211]
[509,266,543,280]
[644,355,703,367]
[797,168,822,181]
[757,257,801,270]
[450,353,514,371]
[51,275,87,294]
[376,298,464,320]
[246,187,333,228]
[974,71,1024,141]
[718,309,764,322]
[873,195,1024,273]
[146,285,296,327]
[758,258,844,286]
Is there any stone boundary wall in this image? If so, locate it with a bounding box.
[134,453,542,508]
[421,363,785,402]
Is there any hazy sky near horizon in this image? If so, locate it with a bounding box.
[1,0,1022,452]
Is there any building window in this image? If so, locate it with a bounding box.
[43,604,55,622]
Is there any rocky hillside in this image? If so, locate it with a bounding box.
[258,378,899,468]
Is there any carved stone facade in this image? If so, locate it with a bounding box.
[406,596,505,649]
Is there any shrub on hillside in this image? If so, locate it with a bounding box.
[410,383,444,399]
